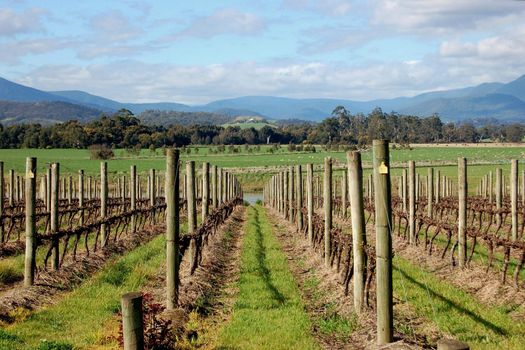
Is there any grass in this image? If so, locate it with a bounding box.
[216,205,319,350]
[0,233,166,349]
[393,255,525,349]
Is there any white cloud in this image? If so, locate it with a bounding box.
[282,0,353,17]
[0,7,46,36]
[89,10,142,42]
[171,8,266,39]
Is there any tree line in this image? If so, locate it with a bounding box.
[0,107,523,149]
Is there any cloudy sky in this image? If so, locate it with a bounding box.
[1,0,525,104]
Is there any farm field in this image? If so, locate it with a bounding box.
[0,143,524,349]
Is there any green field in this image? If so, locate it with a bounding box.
[0,145,523,192]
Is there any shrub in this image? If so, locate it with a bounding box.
[89,144,114,160]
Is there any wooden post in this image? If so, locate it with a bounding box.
[408,161,416,244]
[202,162,209,222]
[121,292,144,350]
[150,169,156,224]
[427,168,434,218]
[288,166,294,223]
[511,159,518,241]
[435,170,440,204]
[68,175,73,205]
[402,168,407,211]
[458,158,467,267]
[347,151,367,314]
[324,157,332,267]
[341,170,347,218]
[166,149,180,309]
[187,161,198,274]
[284,170,289,219]
[78,170,84,226]
[131,166,137,233]
[51,163,59,270]
[296,165,303,230]
[9,169,14,206]
[24,157,37,286]
[307,163,314,245]
[496,168,502,226]
[100,162,108,247]
[373,140,393,345]
[212,165,218,209]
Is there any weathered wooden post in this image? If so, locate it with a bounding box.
[496,168,502,226]
[131,166,137,233]
[79,170,84,226]
[121,292,144,350]
[284,170,289,219]
[373,140,393,345]
[296,165,303,230]
[9,169,14,207]
[488,171,493,203]
[100,162,108,247]
[217,169,222,205]
[289,166,294,223]
[0,161,4,243]
[51,163,59,270]
[347,151,367,314]
[212,165,218,209]
[187,161,198,274]
[202,162,209,222]
[324,157,332,267]
[150,169,156,224]
[427,168,434,218]
[341,170,347,218]
[458,158,467,267]
[166,149,180,309]
[222,170,227,204]
[435,170,440,204]
[24,157,37,286]
[408,161,416,244]
[307,163,314,245]
[68,175,73,205]
[402,168,407,211]
[510,159,518,241]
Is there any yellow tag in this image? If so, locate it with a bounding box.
[378,162,388,174]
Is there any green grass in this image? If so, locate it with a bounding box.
[216,205,319,350]
[0,234,166,349]
[393,256,525,349]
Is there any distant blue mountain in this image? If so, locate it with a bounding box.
[0,74,524,124]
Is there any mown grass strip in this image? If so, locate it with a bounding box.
[393,255,525,349]
[217,205,319,350]
[0,234,166,349]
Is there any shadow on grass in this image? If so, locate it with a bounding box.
[395,265,507,336]
[253,207,286,306]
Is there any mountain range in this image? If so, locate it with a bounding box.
[0,74,524,125]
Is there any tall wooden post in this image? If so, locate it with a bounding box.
[427,168,434,218]
[296,165,303,230]
[131,166,137,233]
[324,157,332,267]
[408,161,416,244]
[79,170,84,226]
[489,171,493,203]
[187,161,198,274]
[496,168,502,226]
[202,162,209,221]
[373,140,393,345]
[121,292,144,350]
[341,170,347,218]
[166,149,180,309]
[24,157,37,286]
[212,165,218,209]
[458,158,467,267]
[307,164,314,245]
[9,169,14,207]
[510,160,518,241]
[150,169,156,224]
[51,163,59,270]
[347,151,367,314]
[435,170,440,204]
[100,162,108,247]
[289,166,294,223]
[402,168,407,212]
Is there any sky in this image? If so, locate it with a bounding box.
[1,0,525,105]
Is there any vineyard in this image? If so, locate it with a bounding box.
[0,143,524,349]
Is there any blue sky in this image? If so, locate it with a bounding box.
[1,0,525,104]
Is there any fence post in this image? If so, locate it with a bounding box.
[100,162,108,247]
[408,161,416,244]
[187,161,198,274]
[212,165,218,209]
[121,292,144,350]
[324,157,332,267]
[511,160,518,241]
[402,168,407,212]
[296,165,303,230]
[288,166,294,223]
[307,164,314,245]
[458,158,467,267]
[79,170,84,226]
[9,169,14,207]
[347,151,367,314]
[131,166,137,233]
[51,163,60,270]
[24,157,37,286]
[435,170,440,204]
[496,168,502,226]
[427,168,434,218]
[166,149,180,309]
[341,170,347,218]
[373,140,393,345]
[489,171,493,203]
[150,169,156,224]
[202,162,209,221]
